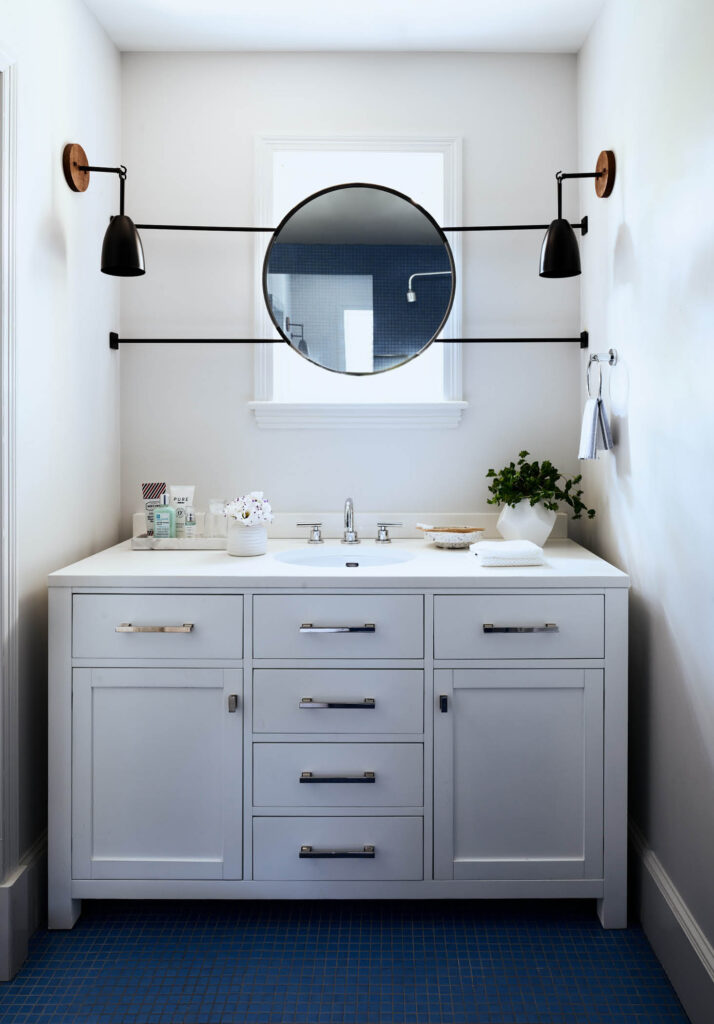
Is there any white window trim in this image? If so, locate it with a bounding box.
[250,135,466,429]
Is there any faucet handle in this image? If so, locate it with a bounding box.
[375,522,403,543]
[297,522,324,544]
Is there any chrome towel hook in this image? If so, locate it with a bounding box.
[587,348,617,398]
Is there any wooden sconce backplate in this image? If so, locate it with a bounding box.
[62,143,90,192]
[595,149,616,197]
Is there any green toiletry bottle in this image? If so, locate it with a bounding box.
[153,493,176,538]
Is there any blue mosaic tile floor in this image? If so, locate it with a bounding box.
[0,900,688,1023]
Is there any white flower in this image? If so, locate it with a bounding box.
[224,493,274,525]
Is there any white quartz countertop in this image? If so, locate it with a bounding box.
[48,538,629,589]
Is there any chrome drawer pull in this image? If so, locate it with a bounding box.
[299,697,375,710]
[300,771,375,784]
[299,844,375,859]
[299,622,376,633]
[115,622,194,633]
[482,623,559,634]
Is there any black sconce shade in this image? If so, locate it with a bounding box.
[539,218,581,279]
[101,215,145,277]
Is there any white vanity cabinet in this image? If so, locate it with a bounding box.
[71,667,243,881]
[48,540,628,930]
[433,668,604,881]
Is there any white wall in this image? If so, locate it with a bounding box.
[119,53,584,525]
[0,0,121,861]
[577,1,714,1018]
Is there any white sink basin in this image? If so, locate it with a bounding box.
[274,546,415,568]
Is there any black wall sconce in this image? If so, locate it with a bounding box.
[540,150,616,278]
[62,143,145,277]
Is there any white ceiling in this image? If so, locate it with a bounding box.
[83,0,605,53]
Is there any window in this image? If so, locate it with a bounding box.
[250,137,466,428]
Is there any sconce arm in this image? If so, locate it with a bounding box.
[78,163,127,214]
[553,150,616,207]
[78,163,127,179]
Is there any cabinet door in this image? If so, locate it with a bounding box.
[434,669,603,880]
[72,668,242,880]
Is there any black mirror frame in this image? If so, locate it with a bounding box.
[261,181,457,377]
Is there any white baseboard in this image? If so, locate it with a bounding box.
[630,819,714,1024]
[0,832,47,980]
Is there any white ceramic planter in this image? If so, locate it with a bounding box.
[497,500,557,546]
[227,522,268,556]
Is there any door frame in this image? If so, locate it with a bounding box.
[0,48,18,885]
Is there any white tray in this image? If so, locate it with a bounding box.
[131,534,226,551]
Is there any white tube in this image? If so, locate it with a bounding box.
[169,485,195,539]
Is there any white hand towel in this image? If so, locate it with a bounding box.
[471,539,545,566]
[579,397,614,459]
[598,397,614,450]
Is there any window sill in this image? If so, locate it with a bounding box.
[248,401,468,429]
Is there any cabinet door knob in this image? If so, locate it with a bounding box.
[439,694,448,713]
[227,694,239,713]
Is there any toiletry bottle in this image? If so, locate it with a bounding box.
[184,509,197,538]
[141,482,166,537]
[153,493,176,538]
[174,503,186,538]
[170,485,195,538]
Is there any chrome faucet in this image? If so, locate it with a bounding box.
[342,497,360,544]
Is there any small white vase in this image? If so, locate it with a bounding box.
[227,522,267,556]
[497,500,557,546]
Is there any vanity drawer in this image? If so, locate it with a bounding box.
[434,594,604,659]
[73,594,243,659]
[252,594,423,659]
[253,669,423,733]
[253,816,423,880]
[253,743,423,807]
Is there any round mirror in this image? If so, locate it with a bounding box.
[263,183,455,375]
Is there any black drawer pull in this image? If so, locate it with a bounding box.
[299,697,375,710]
[299,623,376,633]
[299,844,375,859]
[115,622,194,633]
[439,694,448,713]
[482,622,559,634]
[300,771,375,784]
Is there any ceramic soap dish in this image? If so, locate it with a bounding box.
[416,524,485,549]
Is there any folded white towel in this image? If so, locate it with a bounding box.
[471,539,545,567]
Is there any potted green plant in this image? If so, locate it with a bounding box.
[486,451,596,545]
